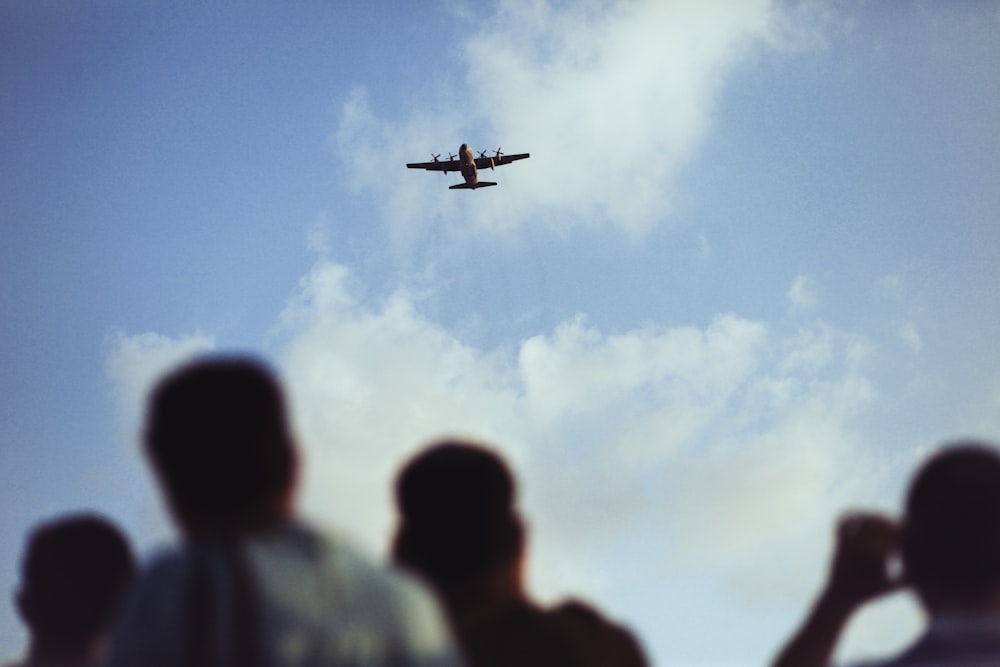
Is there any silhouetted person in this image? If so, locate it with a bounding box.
[7,513,136,667]
[103,355,460,667]
[772,440,1000,667]
[393,439,648,667]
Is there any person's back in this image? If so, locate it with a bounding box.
[7,513,136,667]
[103,356,459,667]
[392,439,648,667]
[110,521,455,667]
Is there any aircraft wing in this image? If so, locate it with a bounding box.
[473,153,530,170]
[406,159,461,172]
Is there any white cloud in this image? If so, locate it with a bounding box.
[517,313,767,461]
[665,372,875,569]
[269,259,887,583]
[276,264,521,550]
[460,0,779,235]
[788,274,819,310]
[334,0,824,239]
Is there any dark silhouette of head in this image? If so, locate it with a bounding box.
[16,513,136,658]
[144,356,296,535]
[393,440,523,593]
[902,441,1000,611]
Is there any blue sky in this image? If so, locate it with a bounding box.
[2,2,999,664]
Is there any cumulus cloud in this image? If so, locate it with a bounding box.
[269,260,888,586]
[518,313,766,460]
[275,261,524,551]
[334,0,822,239]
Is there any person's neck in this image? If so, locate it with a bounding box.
[441,562,528,632]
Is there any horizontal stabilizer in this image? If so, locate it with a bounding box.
[449,181,497,190]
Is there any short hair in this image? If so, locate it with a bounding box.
[395,440,521,587]
[19,513,136,647]
[903,441,1000,599]
[144,356,295,527]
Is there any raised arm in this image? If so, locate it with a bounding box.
[771,513,902,667]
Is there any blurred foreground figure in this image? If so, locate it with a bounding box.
[8,513,136,667]
[104,356,460,667]
[393,440,648,667]
[772,440,1000,667]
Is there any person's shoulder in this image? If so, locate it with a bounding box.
[296,522,408,594]
[547,598,636,640]
[251,519,438,618]
[103,542,201,667]
[301,523,416,590]
[545,598,649,667]
[138,543,191,579]
[118,542,199,613]
[294,521,461,662]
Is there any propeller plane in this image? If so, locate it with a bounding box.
[406,144,530,190]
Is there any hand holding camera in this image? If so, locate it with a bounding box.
[824,512,905,610]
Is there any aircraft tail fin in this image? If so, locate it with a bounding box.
[449,181,497,190]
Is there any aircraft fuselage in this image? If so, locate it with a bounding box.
[459,143,479,185]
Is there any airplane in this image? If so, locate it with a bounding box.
[406,144,530,190]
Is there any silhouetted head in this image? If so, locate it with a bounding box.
[393,440,523,591]
[902,441,1000,610]
[17,513,136,653]
[144,356,296,535]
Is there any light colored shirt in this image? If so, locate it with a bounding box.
[103,521,462,667]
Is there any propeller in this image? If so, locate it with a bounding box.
[432,154,441,162]
[449,153,457,161]
[476,148,504,166]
